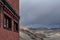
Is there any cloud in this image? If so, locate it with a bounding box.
[20,0,60,28]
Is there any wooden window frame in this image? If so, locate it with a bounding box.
[0,7,2,13]
[3,14,12,31]
[14,21,19,32]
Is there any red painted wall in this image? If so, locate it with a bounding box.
[0,10,19,40]
[0,28,19,40]
[0,0,19,40]
[7,0,19,14]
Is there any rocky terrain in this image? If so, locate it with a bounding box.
[20,27,46,40]
[34,30,60,40]
[20,27,60,40]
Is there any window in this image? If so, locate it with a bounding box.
[4,16,7,28]
[14,22,19,32]
[0,7,1,13]
[4,14,12,30]
[0,7,2,13]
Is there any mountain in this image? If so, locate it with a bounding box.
[20,27,46,40]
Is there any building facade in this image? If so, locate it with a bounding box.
[0,0,19,40]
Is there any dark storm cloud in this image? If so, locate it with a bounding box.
[20,0,60,28]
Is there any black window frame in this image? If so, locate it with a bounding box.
[14,21,19,32]
[3,14,12,31]
[0,7,1,13]
[0,7,2,13]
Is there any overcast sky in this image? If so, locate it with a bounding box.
[20,0,60,28]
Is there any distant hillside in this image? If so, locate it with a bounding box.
[20,27,46,40]
[29,27,60,30]
[29,27,49,30]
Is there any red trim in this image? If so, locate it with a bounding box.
[0,2,19,22]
